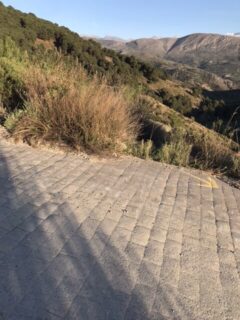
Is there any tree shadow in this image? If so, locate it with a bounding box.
[0,142,200,320]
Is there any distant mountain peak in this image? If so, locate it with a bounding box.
[226,32,240,37]
[102,36,127,42]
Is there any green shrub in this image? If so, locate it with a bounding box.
[4,109,25,132]
[153,130,192,167]
[130,140,153,159]
[0,37,27,111]
[156,89,193,114]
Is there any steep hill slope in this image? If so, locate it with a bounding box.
[0,1,166,85]
[158,60,234,91]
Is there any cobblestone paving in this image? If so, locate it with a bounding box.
[0,140,240,320]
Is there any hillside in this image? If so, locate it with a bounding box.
[167,33,240,85]
[0,2,239,180]
[0,1,166,85]
[158,60,235,91]
[97,33,240,88]
[97,37,173,61]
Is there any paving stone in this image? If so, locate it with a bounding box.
[127,283,157,313]
[137,213,155,229]
[118,215,137,231]
[201,237,218,251]
[0,227,27,253]
[77,217,100,240]
[0,227,8,238]
[97,218,117,237]
[218,248,236,267]
[201,221,217,237]
[110,227,132,251]
[159,257,180,287]
[200,246,220,272]
[137,260,161,288]
[150,227,168,243]
[125,242,145,264]
[105,208,123,222]
[219,265,240,319]
[178,271,200,301]
[124,204,141,219]
[167,228,183,243]
[131,226,151,246]
[152,284,190,319]
[183,222,200,239]
[163,239,182,259]
[154,214,170,230]
[144,240,164,265]
[180,249,199,273]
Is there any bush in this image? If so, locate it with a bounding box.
[153,129,192,167]
[11,63,138,152]
[4,109,25,132]
[130,140,153,160]
[0,37,27,111]
[156,89,192,114]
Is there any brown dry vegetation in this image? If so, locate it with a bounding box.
[136,96,240,178]
[35,38,55,50]
[10,63,137,153]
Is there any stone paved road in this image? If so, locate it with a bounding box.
[0,140,240,320]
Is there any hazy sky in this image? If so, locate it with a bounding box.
[2,0,240,39]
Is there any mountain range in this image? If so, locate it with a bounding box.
[96,33,240,88]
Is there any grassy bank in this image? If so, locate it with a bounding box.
[1,38,239,179]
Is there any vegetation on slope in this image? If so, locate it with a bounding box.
[1,39,137,152]
[0,1,166,85]
[148,80,240,144]
[0,2,239,180]
[97,34,240,142]
[135,96,240,178]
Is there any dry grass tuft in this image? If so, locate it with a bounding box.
[193,132,240,178]
[12,64,137,153]
[154,129,192,167]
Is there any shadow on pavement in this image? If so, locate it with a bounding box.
[0,142,197,320]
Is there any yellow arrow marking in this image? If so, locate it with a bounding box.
[185,172,219,189]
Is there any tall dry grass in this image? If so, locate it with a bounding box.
[136,95,240,178]
[154,129,192,167]
[12,63,137,152]
[193,131,240,178]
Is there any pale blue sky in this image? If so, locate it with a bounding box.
[2,0,240,39]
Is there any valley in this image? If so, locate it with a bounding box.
[97,33,240,89]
